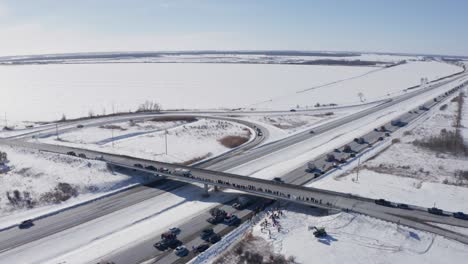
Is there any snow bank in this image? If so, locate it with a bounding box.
[249,205,468,264]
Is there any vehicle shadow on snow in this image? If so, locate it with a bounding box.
[318,235,338,245]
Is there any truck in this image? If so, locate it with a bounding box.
[232,196,253,210]
[173,168,191,177]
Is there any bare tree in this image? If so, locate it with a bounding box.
[136,100,161,112]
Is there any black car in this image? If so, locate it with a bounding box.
[200,228,214,240]
[67,151,76,156]
[374,199,392,207]
[397,203,410,210]
[154,241,168,251]
[428,207,444,215]
[453,212,468,220]
[209,234,221,244]
[19,219,34,229]
[273,177,284,183]
[134,164,144,168]
[145,165,158,171]
[194,243,210,253]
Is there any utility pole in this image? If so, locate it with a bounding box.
[355,156,361,182]
[55,123,59,140]
[4,112,7,128]
[165,130,168,155]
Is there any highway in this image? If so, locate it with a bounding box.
[0,71,467,263]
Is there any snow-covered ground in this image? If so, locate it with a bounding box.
[0,145,151,228]
[228,75,468,181]
[238,204,468,264]
[255,61,462,110]
[37,118,252,164]
[311,88,468,212]
[0,61,461,122]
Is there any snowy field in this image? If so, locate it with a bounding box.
[240,204,468,264]
[312,89,468,212]
[0,145,151,228]
[37,118,252,164]
[0,61,461,122]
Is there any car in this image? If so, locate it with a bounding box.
[384,132,390,137]
[194,243,210,253]
[273,177,284,183]
[76,124,84,128]
[453,212,468,220]
[174,246,189,257]
[397,203,410,210]
[333,148,340,153]
[95,155,105,161]
[374,199,392,207]
[145,165,158,171]
[134,163,144,168]
[309,130,315,134]
[378,137,384,141]
[19,219,34,229]
[224,214,241,226]
[154,241,168,251]
[169,227,181,234]
[78,153,87,158]
[209,234,221,244]
[160,167,170,173]
[428,207,444,215]
[290,109,297,112]
[66,151,76,156]
[200,228,214,240]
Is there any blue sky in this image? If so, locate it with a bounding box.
[0,0,467,56]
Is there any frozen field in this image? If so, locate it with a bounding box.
[0,61,461,122]
[0,145,150,227]
[38,118,252,164]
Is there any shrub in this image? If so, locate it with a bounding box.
[40,182,78,204]
[219,136,249,148]
[391,138,401,144]
[413,130,467,156]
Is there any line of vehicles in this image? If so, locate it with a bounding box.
[374,199,468,220]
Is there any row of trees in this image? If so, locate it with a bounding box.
[58,100,162,121]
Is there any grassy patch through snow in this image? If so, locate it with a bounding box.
[219,135,250,148]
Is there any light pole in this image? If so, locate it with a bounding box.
[355,156,361,182]
[4,112,7,128]
[111,128,115,148]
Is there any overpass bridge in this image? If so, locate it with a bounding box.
[2,139,468,245]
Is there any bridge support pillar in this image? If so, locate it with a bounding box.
[202,184,210,198]
[213,185,219,192]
